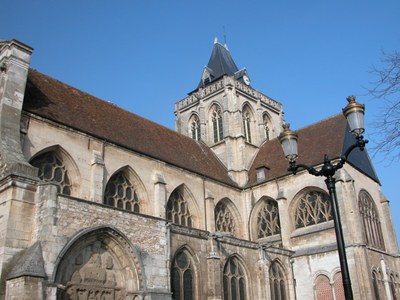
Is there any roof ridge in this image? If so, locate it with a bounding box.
[28,68,192,138]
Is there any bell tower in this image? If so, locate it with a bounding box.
[175,38,284,186]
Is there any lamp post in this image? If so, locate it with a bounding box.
[279,96,368,300]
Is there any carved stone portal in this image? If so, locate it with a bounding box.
[56,229,143,300]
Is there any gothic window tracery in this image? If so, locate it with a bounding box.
[269,261,287,300]
[223,256,246,300]
[257,198,281,238]
[294,190,332,229]
[171,249,195,300]
[242,106,252,143]
[166,189,193,227]
[215,201,236,235]
[31,151,72,195]
[104,172,140,213]
[359,190,385,250]
[211,105,223,143]
[189,114,201,141]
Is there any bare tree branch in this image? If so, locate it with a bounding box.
[368,51,400,163]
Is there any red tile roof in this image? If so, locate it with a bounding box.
[23,69,237,186]
[247,114,369,186]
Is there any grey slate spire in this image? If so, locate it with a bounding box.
[198,38,250,88]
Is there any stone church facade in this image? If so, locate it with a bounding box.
[0,39,399,300]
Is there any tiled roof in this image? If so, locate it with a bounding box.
[247,114,379,186]
[23,69,237,187]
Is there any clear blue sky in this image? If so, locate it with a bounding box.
[3,1,400,243]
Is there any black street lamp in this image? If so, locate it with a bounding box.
[279,96,368,300]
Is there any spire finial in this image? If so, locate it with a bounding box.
[214,37,218,44]
[223,26,228,50]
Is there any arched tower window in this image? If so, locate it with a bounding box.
[31,151,72,195]
[294,189,332,229]
[210,104,223,143]
[242,106,252,143]
[171,249,195,300]
[257,198,281,238]
[166,188,193,227]
[215,201,236,235]
[189,114,201,141]
[359,190,385,250]
[269,261,287,300]
[223,256,246,300]
[263,114,272,141]
[104,171,140,213]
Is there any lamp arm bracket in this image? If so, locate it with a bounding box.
[341,135,369,161]
[288,162,321,176]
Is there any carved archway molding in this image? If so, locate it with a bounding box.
[52,225,146,299]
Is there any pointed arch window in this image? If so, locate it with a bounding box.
[104,172,140,213]
[215,201,236,235]
[190,115,201,141]
[31,151,72,195]
[270,261,287,300]
[257,198,281,238]
[242,107,252,143]
[211,105,223,143]
[223,256,246,300]
[294,190,332,229]
[359,190,385,250]
[167,189,192,227]
[171,249,195,300]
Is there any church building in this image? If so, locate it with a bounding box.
[0,38,399,299]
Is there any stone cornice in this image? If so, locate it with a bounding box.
[175,76,282,113]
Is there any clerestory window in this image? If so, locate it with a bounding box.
[215,201,236,235]
[257,198,281,238]
[167,189,193,227]
[294,190,332,229]
[104,172,140,213]
[31,151,72,195]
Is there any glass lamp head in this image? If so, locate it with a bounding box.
[279,123,298,162]
[342,96,365,137]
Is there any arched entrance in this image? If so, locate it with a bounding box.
[54,226,144,299]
